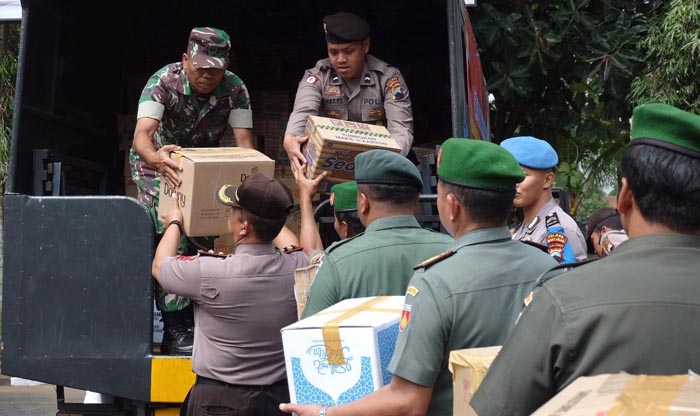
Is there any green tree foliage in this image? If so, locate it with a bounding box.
[630,0,700,113]
[471,0,663,216]
[0,23,20,193]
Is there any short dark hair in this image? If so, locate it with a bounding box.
[440,180,515,226]
[621,144,700,233]
[592,214,623,233]
[239,208,286,242]
[335,210,365,235]
[358,183,419,207]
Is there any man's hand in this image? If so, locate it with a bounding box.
[279,403,323,416]
[164,198,184,226]
[284,132,309,171]
[291,163,327,201]
[152,144,183,188]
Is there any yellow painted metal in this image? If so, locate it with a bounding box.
[150,356,196,403]
[154,408,181,416]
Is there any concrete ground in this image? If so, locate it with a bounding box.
[0,374,86,416]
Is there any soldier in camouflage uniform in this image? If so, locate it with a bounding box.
[284,12,414,169]
[130,27,254,355]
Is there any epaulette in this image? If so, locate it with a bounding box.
[196,249,227,259]
[412,250,455,270]
[282,245,304,254]
[534,258,599,287]
[325,232,364,254]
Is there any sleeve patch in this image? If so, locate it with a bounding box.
[399,304,412,332]
[386,75,405,100]
[306,75,319,84]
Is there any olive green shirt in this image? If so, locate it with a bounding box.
[387,227,557,416]
[301,215,452,318]
[471,233,700,416]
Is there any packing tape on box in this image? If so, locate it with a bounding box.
[320,296,400,366]
[608,374,690,415]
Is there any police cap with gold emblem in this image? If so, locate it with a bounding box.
[355,149,423,190]
[437,138,525,190]
[330,181,358,213]
[323,11,371,44]
[216,172,294,219]
[629,103,700,158]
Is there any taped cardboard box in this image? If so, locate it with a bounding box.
[293,264,319,319]
[448,346,501,416]
[158,147,274,237]
[533,372,700,415]
[281,296,403,406]
[304,116,401,183]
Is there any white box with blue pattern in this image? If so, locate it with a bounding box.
[281,296,403,406]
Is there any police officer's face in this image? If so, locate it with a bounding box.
[590,230,605,257]
[513,167,554,208]
[183,54,226,95]
[327,38,369,80]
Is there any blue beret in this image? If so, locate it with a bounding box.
[500,136,559,169]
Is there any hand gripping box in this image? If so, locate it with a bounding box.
[281,296,403,406]
[304,116,401,183]
[158,147,275,237]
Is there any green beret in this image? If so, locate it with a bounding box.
[630,103,700,158]
[437,138,525,190]
[330,181,358,212]
[355,150,423,190]
[323,11,370,43]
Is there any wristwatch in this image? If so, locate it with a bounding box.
[319,405,329,416]
[168,219,184,234]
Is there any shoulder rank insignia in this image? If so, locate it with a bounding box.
[309,252,325,266]
[412,250,455,270]
[282,245,304,254]
[406,286,419,297]
[196,249,227,258]
[175,254,198,261]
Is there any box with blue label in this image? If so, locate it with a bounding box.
[281,296,404,406]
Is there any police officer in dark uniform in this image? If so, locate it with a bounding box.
[284,11,414,169]
[280,138,556,416]
[153,173,308,416]
[472,103,700,415]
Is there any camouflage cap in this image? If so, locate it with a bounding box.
[187,27,231,70]
[216,173,293,219]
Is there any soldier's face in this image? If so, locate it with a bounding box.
[327,38,369,80]
[183,53,226,95]
[513,167,553,209]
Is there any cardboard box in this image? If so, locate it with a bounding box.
[281,296,403,406]
[533,372,700,415]
[304,116,401,183]
[293,264,320,319]
[449,346,502,416]
[158,147,275,237]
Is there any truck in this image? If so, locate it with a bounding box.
[1,0,482,414]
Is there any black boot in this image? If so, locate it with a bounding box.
[160,306,194,356]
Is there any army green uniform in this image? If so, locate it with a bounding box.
[301,215,452,318]
[471,234,700,416]
[388,227,557,416]
[286,54,413,155]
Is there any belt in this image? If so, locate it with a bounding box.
[195,375,287,391]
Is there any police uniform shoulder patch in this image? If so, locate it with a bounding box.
[196,250,227,258]
[412,250,455,270]
[306,75,319,84]
[282,245,304,254]
[386,75,405,101]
